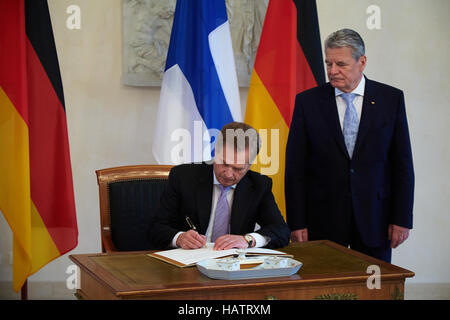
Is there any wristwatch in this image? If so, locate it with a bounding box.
[244,234,254,248]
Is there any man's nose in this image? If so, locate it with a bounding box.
[329,63,339,75]
[224,167,234,178]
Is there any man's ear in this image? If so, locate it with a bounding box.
[359,55,367,72]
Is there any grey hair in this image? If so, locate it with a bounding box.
[324,29,365,60]
[215,122,261,164]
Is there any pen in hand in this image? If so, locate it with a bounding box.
[182,216,206,248]
[185,216,197,232]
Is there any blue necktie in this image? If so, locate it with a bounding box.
[211,185,231,242]
[342,93,359,158]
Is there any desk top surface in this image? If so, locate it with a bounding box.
[69,240,414,297]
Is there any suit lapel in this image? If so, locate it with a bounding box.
[319,84,350,159]
[230,174,254,234]
[195,164,213,233]
[353,77,377,158]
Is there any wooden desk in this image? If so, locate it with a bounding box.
[69,240,414,300]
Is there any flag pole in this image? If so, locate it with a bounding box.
[21,279,28,300]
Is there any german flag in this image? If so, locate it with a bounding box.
[0,1,78,292]
[245,0,325,218]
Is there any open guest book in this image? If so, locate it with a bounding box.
[148,243,292,267]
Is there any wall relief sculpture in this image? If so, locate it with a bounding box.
[122,0,268,87]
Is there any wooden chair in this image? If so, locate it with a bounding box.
[95,164,173,252]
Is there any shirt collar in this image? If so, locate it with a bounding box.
[213,170,237,189]
[335,74,365,97]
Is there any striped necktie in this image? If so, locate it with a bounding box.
[211,185,231,242]
[342,93,359,158]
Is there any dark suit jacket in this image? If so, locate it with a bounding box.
[285,77,414,248]
[148,163,290,249]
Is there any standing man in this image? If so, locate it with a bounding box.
[285,29,414,262]
[149,122,290,250]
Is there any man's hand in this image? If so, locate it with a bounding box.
[213,234,249,250]
[388,224,410,248]
[176,230,206,249]
[290,228,308,243]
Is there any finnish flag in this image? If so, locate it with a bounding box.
[153,0,242,164]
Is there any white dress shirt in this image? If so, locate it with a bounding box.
[171,170,269,248]
[335,76,365,131]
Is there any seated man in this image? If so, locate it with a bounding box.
[148,122,290,250]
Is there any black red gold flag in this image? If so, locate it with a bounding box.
[0,0,78,292]
[245,0,325,217]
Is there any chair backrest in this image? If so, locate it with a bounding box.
[96,164,173,252]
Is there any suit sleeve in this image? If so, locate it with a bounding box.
[390,91,414,228]
[285,94,309,230]
[254,178,291,248]
[147,166,186,249]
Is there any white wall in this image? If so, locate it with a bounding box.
[0,0,449,288]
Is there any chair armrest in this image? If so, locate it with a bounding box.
[102,228,117,252]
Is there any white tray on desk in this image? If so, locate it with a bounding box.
[196,257,302,280]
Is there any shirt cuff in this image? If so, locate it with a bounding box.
[249,232,269,248]
[171,231,184,248]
